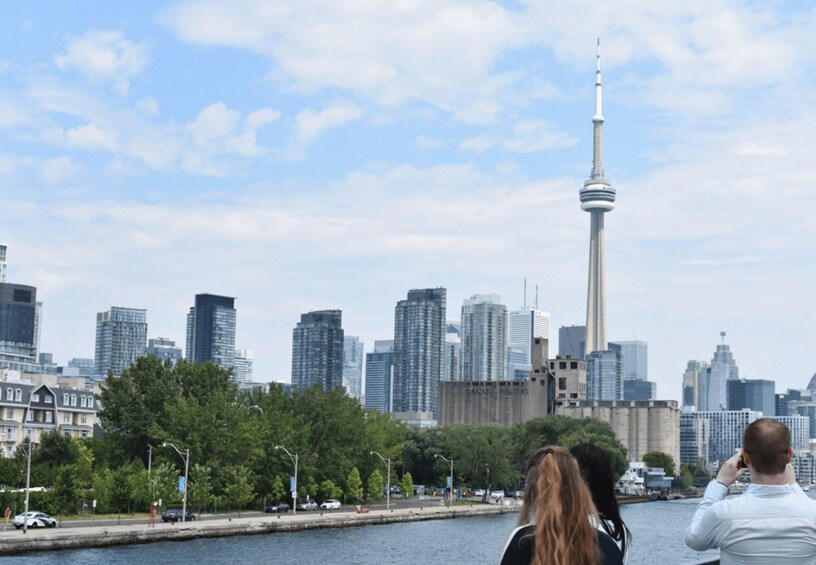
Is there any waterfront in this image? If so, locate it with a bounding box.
[0,499,719,564]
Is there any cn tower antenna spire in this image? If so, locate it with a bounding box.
[592,37,604,180]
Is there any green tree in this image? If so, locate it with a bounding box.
[319,479,342,500]
[643,451,676,476]
[269,475,286,502]
[188,464,215,514]
[223,466,255,513]
[346,467,363,503]
[400,472,414,499]
[367,469,384,501]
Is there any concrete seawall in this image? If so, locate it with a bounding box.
[0,504,520,556]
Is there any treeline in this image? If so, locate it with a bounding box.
[0,357,628,515]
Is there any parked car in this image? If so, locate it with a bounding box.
[12,511,57,529]
[320,499,341,510]
[161,508,196,522]
[296,500,318,511]
[490,490,505,499]
[264,502,290,513]
[473,489,486,497]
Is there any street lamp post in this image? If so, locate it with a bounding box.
[434,454,454,507]
[163,442,190,522]
[23,440,34,534]
[275,445,298,515]
[370,451,391,510]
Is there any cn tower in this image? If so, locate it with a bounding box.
[580,39,615,355]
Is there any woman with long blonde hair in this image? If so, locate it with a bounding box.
[499,446,623,565]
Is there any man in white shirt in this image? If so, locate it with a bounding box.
[685,418,816,564]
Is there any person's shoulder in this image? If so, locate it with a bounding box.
[499,524,534,565]
[597,529,624,565]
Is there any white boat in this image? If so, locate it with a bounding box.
[616,465,646,496]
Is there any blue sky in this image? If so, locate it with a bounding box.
[2,1,815,400]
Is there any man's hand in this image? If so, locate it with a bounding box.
[716,452,748,487]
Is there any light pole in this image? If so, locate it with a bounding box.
[370,451,391,510]
[435,454,454,507]
[163,442,190,522]
[275,445,298,515]
[22,440,34,534]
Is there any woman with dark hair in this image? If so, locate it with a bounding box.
[499,446,623,565]
[571,443,631,560]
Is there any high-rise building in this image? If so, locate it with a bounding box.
[64,357,95,380]
[364,340,395,413]
[343,336,364,400]
[558,325,586,360]
[608,340,647,381]
[586,349,621,401]
[680,409,761,467]
[460,294,507,381]
[0,243,7,283]
[442,321,461,382]
[702,332,739,412]
[393,288,446,416]
[186,294,236,370]
[291,310,344,391]
[623,379,656,401]
[0,283,38,371]
[727,379,775,416]
[581,41,616,356]
[232,349,253,384]
[508,307,550,365]
[147,337,183,365]
[550,355,587,402]
[773,415,810,452]
[95,306,147,379]
[682,360,708,409]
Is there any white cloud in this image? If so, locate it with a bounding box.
[415,135,444,151]
[54,30,150,95]
[66,123,118,151]
[287,103,362,159]
[43,156,83,183]
[460,120,577,154]
[159,0,527,123]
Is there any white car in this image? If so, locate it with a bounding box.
[320,499,341,510]
[12,511,57,529]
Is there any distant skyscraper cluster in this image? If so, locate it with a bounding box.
[94,307,147,380]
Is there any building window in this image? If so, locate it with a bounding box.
[6,428,14,441]
[6,408,13,419]
[14,389,21,402]
[45,412,53,424]
[6,388,11,401]
[32,393,40,402]
[63,413,70,423]
[570,362,578,369]
[80,396,87,408]
[63,393,69,405]
[26,411,34,422]
[559,377,567,390]
[26,429,33,439]
[80,414,87,424]
[88,397,94,408]
[80,431,88,439]
[71,395,77,407]
[44,395,52,403]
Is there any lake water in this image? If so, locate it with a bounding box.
[1,500,720,564]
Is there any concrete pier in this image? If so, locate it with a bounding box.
[0,504,519,556]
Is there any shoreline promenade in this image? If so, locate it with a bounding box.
[0,503,519,556]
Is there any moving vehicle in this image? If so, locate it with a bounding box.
[264,502,290,513]
[296,500,318,511]
[12,512,57,529]
[161,508,195,522]
[320,499,341,510]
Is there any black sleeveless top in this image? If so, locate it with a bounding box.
[498,524,624,565]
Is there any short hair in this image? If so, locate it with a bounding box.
[743,418,790,474]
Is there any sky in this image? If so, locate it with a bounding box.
[1,1,815,402]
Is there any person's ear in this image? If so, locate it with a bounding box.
[787,448,794,463]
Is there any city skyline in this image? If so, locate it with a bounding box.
[2,3,815,401]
